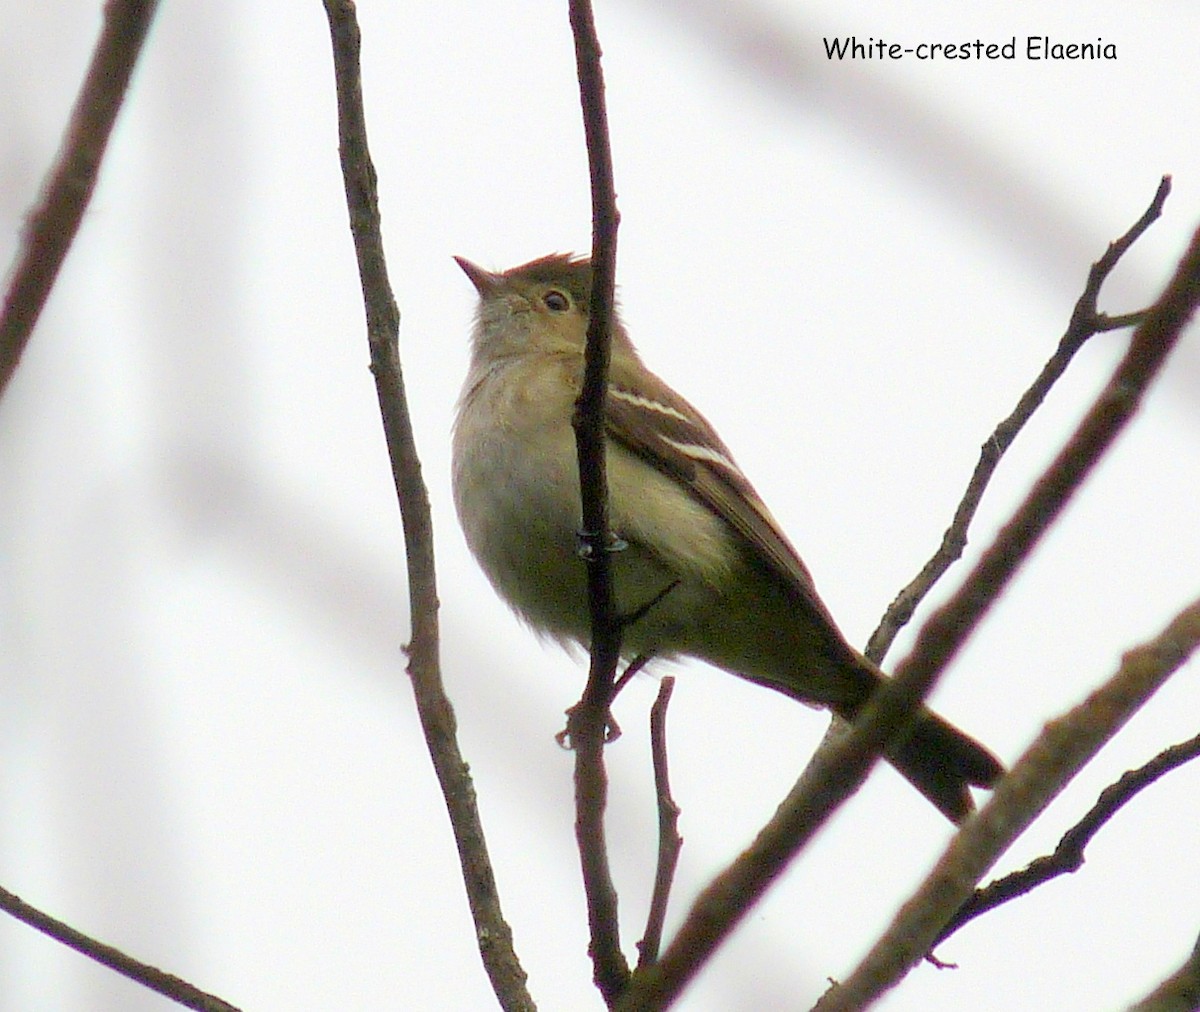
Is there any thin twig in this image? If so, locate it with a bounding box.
[565,0,629,1003]
[0,0,159,400]
[813,595,1200,1012]
[931,730,1200,951]
[615,650,922,1009]
[620,215,1200,1012]
[804,178,1171,853]
[320,4,533,1009]
[0,884,239,1012]
[638,677,682,968]
[874,205,1200,754]
[866,175,1171,663]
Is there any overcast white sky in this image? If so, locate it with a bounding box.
[2,1,1199,1009]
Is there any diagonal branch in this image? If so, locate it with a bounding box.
[0,883,240,1012]
[565,0,629,1004]
[620,213,1200,1012]
[813,595,1200,1012]
[803,179,1171,870]
[866,175,1171,663]
[878,211,1200,741]
[0,0,160,401]
[812,215,1200,1010]
[931,730,1200,951]
[320,4,533,1009]
[0,4,245,1008]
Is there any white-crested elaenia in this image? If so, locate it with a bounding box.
[452,253,1002,823]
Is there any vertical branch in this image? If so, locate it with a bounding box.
[321,4,533,1010]
[0,0,160,401]
[638,677,682,969]
[569,0,622,694]
[566,0,629,1004]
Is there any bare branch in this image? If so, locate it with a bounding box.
[614,644,925,1009]
[565,0,629,1003]
[620,212,1200,1011]
[320,4,533,1009]
[0,4,244,1007]
[806,180,1171,875]
[932,730,1200,950]
[866,175,1172,663]
[637,677,682,969]
[869,207,1200,746]
[0,884,240,1012]
[814,595,1200,1012]
[0,0,159,400]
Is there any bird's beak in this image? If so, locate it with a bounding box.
[453,256,501,297]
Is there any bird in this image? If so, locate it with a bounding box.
[451,252,1002,823]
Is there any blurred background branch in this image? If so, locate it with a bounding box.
[0,0,159,397]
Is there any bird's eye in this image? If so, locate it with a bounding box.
[543,290,570,312]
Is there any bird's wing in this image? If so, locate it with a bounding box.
[603,363,838,627]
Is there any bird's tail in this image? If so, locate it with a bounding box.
[878,707,1003,823]
[743,642,1003,822]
